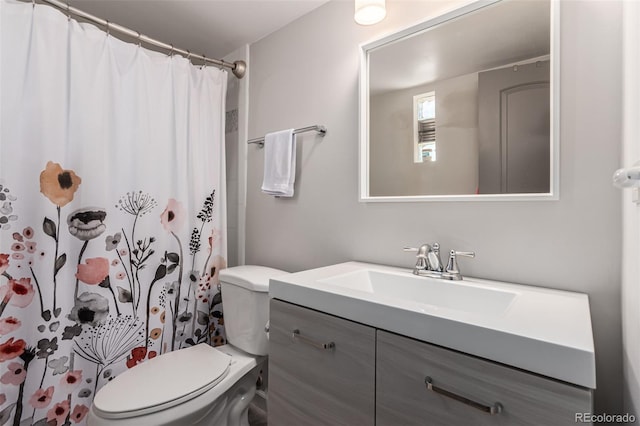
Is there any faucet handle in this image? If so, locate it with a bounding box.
[454,251,475,258]
[444,250,475,280]
[403,244,430,257]
[404,245,430,272]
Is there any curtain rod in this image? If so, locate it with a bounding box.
[29,0,247,78]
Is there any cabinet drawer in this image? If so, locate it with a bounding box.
[268,299,376,426]
[376,330,592,426]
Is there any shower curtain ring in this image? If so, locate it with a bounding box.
[32,0,35,9]
[66,3,71,20]
[105,21,110,36]
[201,55,207,69]
[169,45,175,57]
[186,50,191,60]
[137,31,142,48]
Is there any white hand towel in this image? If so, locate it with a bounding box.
[261,129,296,197]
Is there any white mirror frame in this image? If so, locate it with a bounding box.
[358,0,560,202]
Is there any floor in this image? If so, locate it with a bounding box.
[248,402,268,426]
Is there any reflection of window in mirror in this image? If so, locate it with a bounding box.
[413,91,436,163]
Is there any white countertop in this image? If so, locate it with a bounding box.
[270,261,596,389]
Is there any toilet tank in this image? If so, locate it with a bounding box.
[218,265,287,356]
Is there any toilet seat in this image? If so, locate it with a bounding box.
[92,344,231,419]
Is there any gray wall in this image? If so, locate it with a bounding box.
[622,0,640,418]
[370,73,478,196]
[225,69,240,267]
[247,0,622,413]
[224,45,249,267]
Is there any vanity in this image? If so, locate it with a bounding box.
[267,262,595,426]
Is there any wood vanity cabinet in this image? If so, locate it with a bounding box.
[269,299,593,426]
[376,330,593,426]
[268,299,376,426]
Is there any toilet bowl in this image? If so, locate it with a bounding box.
[88,265,287,426]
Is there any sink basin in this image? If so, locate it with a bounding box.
[318,269,517,316]
[270,261,596,389]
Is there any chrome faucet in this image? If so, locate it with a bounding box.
[443,250,475,280]
[404,243,475,281]
[403,243,443,274]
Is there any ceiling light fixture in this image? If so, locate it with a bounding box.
[354,0,386,25]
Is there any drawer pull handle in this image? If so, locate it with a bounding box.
[425,376,503,415]
[292,329,336,350]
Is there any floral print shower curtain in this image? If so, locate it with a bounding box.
[0,1,228,424]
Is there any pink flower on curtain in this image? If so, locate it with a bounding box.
[0,337,25,361]
[22,227,34,239]
[59,370,82,394]
[0,361,27,385]
[0,393,5,405]
[39,161,82,207]
[75,257,109,285]
[0,254,9,274]
[25,241,37,253]
[70,404,89,423]
[160,198,186,233]
[0,277,35,308]
[0,317,21,335]
[210,255,226,286]
[28,386,54,409]
[47,399,70,425]
[208,229,214,249]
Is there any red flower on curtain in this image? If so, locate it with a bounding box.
[39,161,82,207]
[0,337,26,362]
[47,399,70,425]
[75,257,109,285]
[0,277,35,308]
[126,346,157,368]
[58,370,82,394]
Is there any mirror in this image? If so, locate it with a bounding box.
[359,0,558,202]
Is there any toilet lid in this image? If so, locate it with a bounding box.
[93,344,231,417]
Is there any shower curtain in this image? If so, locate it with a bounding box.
[0,1,227,424]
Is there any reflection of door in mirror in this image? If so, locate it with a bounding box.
[478,60,550,194]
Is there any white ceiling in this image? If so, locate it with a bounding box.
[68,0,329,59]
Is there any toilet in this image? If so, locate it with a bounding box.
[88,265,287,426]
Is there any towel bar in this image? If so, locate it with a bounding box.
[248,125,327,147]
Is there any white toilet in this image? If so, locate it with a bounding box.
[88,265,286,426]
